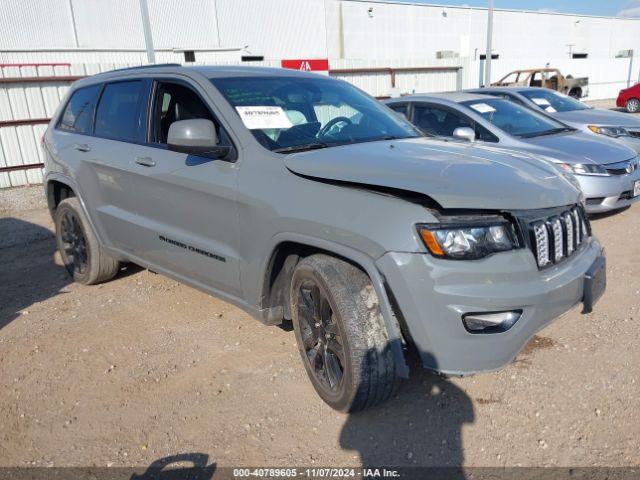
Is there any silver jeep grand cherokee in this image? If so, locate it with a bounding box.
[43,65,606,411]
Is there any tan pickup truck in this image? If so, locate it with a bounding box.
[492,68,589,99]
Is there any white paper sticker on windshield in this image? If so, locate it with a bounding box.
[235,106,293,130]
[469,103,496,114]
[545,106,557,113]
[532,97,551,106]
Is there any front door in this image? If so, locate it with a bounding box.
[125,79,242,297]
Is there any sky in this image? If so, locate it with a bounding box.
[391,0,640,18]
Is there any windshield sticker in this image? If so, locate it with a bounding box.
[532,97,551,106]
[545,106,557,113]
[235,106,293,130]
[469,103,496,114]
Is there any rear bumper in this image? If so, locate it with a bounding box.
[377,238,603,375]
[616,95,626,108]
[577,167,640,213]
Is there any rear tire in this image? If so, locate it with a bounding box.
[55,197,120,285]
[626,98,640,113]
[290,254,400,412]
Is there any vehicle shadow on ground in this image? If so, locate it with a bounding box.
[339,351,473,474]
[0,217,70,331]
[0,216,138,331]
[129,453,216,479]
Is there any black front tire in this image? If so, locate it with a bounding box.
[290,254,400,412]
[55,197,120,285]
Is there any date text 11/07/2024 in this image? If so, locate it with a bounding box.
[232,468,401,478]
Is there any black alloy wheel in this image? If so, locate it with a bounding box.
[59,209,88,277]
[296,280,346,395]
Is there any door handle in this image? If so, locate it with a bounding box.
[74,143,91,152]
[134,156,156,167]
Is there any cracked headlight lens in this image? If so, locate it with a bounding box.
[417,222,519,260]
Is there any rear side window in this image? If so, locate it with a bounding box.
[95,81,144,142]
[58,84,101,134]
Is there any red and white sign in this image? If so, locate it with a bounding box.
[281,59,329,73]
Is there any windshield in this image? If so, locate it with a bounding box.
[461,98,572,138]
[210,76,421,152]
[519,89,591,113]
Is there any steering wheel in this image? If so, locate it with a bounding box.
[319,116,353,137]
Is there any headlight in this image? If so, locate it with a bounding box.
[417,222,519,260]
[558,162,609,176]
[588,125,629,138]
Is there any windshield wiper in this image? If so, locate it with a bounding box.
[273,142,330,153]
[520,127,575,138]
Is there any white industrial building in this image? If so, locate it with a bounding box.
[1,0,640,187]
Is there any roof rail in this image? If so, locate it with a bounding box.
[104,63,182,74]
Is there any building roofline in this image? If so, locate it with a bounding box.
[342,0,640,21]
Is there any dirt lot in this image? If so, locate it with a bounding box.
[0,186,639,470]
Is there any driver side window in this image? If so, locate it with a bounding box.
[413,105,472,137]
[413,104,498,143]
[150,81,232,148]
[530,72,543,87]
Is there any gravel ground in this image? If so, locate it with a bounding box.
[0,186,639,471]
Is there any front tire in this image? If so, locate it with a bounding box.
[290,254,400,412]
[626,98,640,113]
[55,197,120,285]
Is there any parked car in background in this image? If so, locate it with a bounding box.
[467,87,640,154]
[617,83,640,113]
[385,93,640,213]
[492,68,589,99]
[43,65,606,411]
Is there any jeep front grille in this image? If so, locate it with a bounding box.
[529,206,589,268]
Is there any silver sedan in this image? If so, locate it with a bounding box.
[467,86,640,154]
[385,93,640,213]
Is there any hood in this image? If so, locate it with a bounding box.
[520,130,637,165]
[553,108,640,128]
[284,138,580,210]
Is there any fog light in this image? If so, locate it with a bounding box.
[462,310,522,334]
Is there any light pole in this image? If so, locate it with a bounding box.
[139,0,156,64]
[484,0,494,86]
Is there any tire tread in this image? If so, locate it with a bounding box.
[293,254,400,412]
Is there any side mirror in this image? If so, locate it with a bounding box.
[167,119,231,159]
[453,126,476,142]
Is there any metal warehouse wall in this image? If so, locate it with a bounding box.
[0,0,328,61]
[333,1,640,61]
[332,1,640,96]
[2,0,640,94]
[3,1,640,71]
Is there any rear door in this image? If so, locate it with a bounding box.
[123,78,242,297]
[52,83,102,209]
[73,79,151,252]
